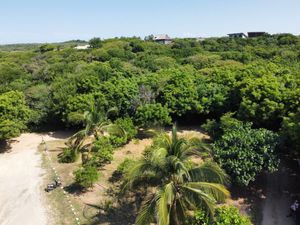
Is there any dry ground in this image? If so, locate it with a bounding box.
[42,129,210,225]
[0,132,71,225]
[4,129,297,225]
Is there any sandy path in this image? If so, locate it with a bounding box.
[0,132,68,225]
[261,164,296,225]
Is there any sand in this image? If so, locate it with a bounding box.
[0,132,69,225]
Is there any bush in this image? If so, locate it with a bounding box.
[109,135,127,147]
[281,110,300,154]
[213,117,279,186]
[190,210,209,225]
[92,136,113,152]
[58,147,78,163]
[201,119,220,139]
[214,206,251,225]
[89,137,114,167]
[74,165,99,188]
[114,117,137,140]
[116,158,135,175]
[135,103,171,127]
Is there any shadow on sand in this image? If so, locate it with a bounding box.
[84,195,140,225]
[0,140,15,154]
[230,155,300,225]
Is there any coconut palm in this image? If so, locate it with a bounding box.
[124,125,230,225]
[68,101,125,156]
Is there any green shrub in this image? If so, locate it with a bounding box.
[214,206,251,225]
[92,136,113,152]
[58,147,78,163]
[135,103,171,127]
[116,158,135,175]
[281,110,300,154]
[213,117,279,186]
[190,210,210,225]
[90,137,114,167]
[109,135,127,147]
[201,119,220,139]
[114,117,137,140]
[74,165,99,188]
[189,206,250,225]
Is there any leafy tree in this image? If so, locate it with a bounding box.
[124,125,230,225]
[25,84,52,126]
[185,54,221,70]
[281,110,300,155]
[0,120,26,141]
[39,44,56,53]
[135,103,171,127]
[0,91,31,140]
[100,77,138,115]
[213,115,279,186]
[89,37,102,49]
[65,93,99,125]
[237,71,285,128]
[0,62,27,88]
[158,68,199,116]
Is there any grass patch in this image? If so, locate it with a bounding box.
[39,140,91,225]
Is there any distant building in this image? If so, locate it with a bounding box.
[227,33,247,38]
[74,44,90,50]
[154,34,172,44]
[247,32,266,38]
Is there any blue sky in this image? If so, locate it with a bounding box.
[0,0,299,44]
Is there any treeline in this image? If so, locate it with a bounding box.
[0,34,300,156]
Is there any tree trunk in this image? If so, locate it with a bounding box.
[170,199,181,225]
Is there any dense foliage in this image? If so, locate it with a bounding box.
[2,35,300,223]
[204,114,279,186]
[74,165,99,188]
[214,206,251,225]
[190,206,251,225]
[0,91,31,140]
[0,35,299,144]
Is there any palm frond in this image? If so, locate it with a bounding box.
[186,182,230,203]
[156,184,175,225]
[188,161,230,185]
[123,159,164,190]
[136,194,157,225]
[183,138,212,159]
[182,185,216,216]
[101,124,126,137]
[106,106,118,117]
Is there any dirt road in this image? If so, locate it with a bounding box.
[0,132,69,225]
[261,160,299,225]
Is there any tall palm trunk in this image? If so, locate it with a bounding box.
[171,197,181,225]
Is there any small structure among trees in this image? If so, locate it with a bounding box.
[227,32,267,38]
[247,31,267,38]
[154,34,172,44]
[228,33,247,38]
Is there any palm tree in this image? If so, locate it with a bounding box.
[123,125,230,225]
[68,101,125,158]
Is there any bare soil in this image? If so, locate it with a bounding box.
[0,132,72,225]
[261,157,300,225]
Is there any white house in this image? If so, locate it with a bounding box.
[74,44,90,50]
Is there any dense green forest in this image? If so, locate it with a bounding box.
[1,34,300,152]
[1,34,300,223]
